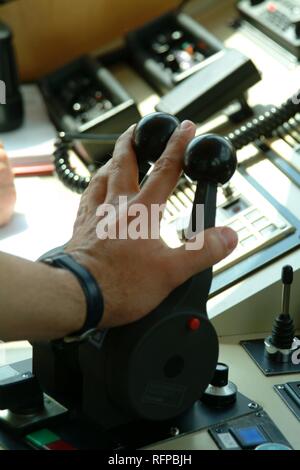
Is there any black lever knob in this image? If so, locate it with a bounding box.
[184,134,237,184]
[0,370,44,414]
[211,362,229,387]
[133,112,179,174]
[201,362,237,408]
[184,134,236,235]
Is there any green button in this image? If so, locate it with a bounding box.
[26,429,59,448]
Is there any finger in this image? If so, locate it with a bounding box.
[0,149,8,162]
[0,151,13,179]
[166,227,238,285]
[138,120,196,206]
[106,124,139,198]
[83,160,111,209]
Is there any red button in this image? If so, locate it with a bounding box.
[185,44,194,55]
[187,317,201,331]
[46,440,76,450]
[267,3,277,13]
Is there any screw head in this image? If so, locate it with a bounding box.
[248,402,259,409]
[170,426,180,437]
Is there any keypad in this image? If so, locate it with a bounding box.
[161,172,294,274]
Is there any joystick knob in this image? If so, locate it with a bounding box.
[211,362,229,387]
[133,112,179,173]
[183,134,236,235]
[201,362,237,408]
[184,134,237,184]
[264,265,298,363]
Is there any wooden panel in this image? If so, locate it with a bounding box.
[1,0,179,80]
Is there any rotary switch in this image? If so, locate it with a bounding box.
[201,362,237,408]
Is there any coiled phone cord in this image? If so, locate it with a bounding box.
[228,94,300,150]
[54,91,300,194]
[54,141,91,193]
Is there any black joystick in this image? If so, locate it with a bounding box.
[184,134,237,185]
[183,134,237,235]
[201,362,237,408]
[33,113,237,433]
[133,112,179,177]
[264,265,298,363]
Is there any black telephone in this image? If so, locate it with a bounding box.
[39,7,263,191]
[37,5,300,194]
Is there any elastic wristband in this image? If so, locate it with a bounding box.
[42,253,104,337]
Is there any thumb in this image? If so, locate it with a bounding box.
[168,227,238,284]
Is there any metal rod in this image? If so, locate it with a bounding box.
[281,284,291,317]
[185,182,218,240]
[59,131,120,144]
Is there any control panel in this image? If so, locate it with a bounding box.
[126,12,224,93]
[0,358,294,450]
[161,171,296,285]
[40,56,141,162]
[145,27,214,83]
[237,0,300,58]
[1,0,300,453]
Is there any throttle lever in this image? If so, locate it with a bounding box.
[133,112,180,180]
[180,133,237,313]
[33,113,238,431]
[184,133,237,234]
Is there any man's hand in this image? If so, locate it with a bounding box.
[0,145,16,226]
[65,121,238,329]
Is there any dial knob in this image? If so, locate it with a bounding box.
[133,112,179,170]
[211,362,229,387]
[201,362,237,408]
[184,134,237,184]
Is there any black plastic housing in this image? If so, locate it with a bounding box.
[39,56,141,163]
[0,21,23,132]
[155,48,261,122]
[126,12,224,94]
[237,0,300,59]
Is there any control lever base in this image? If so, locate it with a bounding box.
[264,336,299,364]
[241,338,300,376]
[0,394,67,434]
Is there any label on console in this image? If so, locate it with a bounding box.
[142,381,186,408]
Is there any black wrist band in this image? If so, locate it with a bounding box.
[41,253,104,337]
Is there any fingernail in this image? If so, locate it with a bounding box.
[180,120,194,131]
[219,227,238,252]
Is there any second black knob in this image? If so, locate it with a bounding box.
[201,362,237,408]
